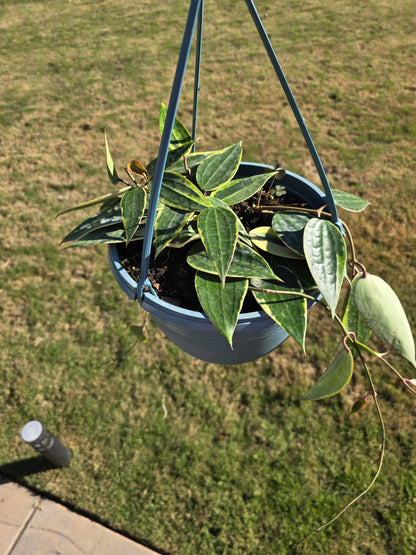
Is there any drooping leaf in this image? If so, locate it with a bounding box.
[302,347,354,400]
[249,226,304,258]
[154,204,194,257]
[211,170,285,205]
[104,129,119,185]
[332,189,371,212]
[342,288,371,345]
[126,160,148,183]
[350,397,369,414]
[195,272,248,346]
[352,273,416,367]
[64,225,145,247]
[60,201,122,244]
[197,207,238,285]
[251,266,307,351]
[303,218,346,317]
[159,102,192,149]
[159,172,212,212]
[188,241,278,280]
[196,142,242,191]
[56,186,130,217]
[121,186,146,244]
[272,212,312,256]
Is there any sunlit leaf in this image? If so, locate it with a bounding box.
[121,186,146,244]
[127,160,148,182]
[332,189,371,212]
[342,288,371,345]
[104,129,119,185]
[352,272,416,367]
[60,201,122,244]
[211,170,285,205]
[159,102,192,148]
[249,226,303,258]
[302,347,354,400]
[196,142,242,191]
[146,140,195,176]
[195,272,248,346]
[159,172,212,212]
[188,241,278,280]
[251,266,307,351]
[198,207,238,285]
[304,218,346,317]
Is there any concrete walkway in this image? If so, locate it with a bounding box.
[0,474,159,555]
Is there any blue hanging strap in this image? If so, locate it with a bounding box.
[244,0,342,231]
[137,0,203,301]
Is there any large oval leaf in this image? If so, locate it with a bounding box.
[304,218,346,318]
[249,226,304,258]
[195,272,248,346]
[302,347,354,400]
[352,273,416,366]
[121,186,146,244]
[332,189,371,212]
[211,170,285,205]
[196,142,242,191]
[159,172,211,212]
[197,206,238,285]
[271,212,312,256]
[251,266,307,351]
[342,288,371,345]
[187,241,277,280]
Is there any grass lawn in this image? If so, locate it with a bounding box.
[0,0,415,553]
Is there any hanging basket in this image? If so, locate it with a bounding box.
[108,164,326,364]
[108,0,342,364]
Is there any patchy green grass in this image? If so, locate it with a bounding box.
[0,0,415,553]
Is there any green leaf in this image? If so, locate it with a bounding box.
[342,288,371,345]
[159,102,192,149]
[197,207,239,285]
[168,220,199,249]
[195,272,248,346]
[154,204,195,257]
[104,129,119,185]
[211,170,285,205]
[272,212,312,256]
[302,347,354,400]
[64,225,145,247]
[251,266,307,351]
[304,218,346,317]
[146,140,195,176]
[271,258,318,291]
[121,186,146,244]
[167,151,213,174]
[188,241,278,280]
[352,273,416,367]
[196,142,242,191]
[249,226,304,258]
[159,172,212,212]
[60,201,122,244]
[56,186,129,217]
[332,189,371,212]
[209,197,251,245]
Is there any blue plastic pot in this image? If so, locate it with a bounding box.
[108,163,327,364]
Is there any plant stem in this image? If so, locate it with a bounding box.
[294,346,386,549]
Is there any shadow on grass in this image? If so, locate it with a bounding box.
[0,456,56,478]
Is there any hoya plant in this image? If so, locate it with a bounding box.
[59,104,415,540]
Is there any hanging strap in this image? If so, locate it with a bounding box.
[138,0,342,302]
[137,0,203,301]
[244,0,342,230]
